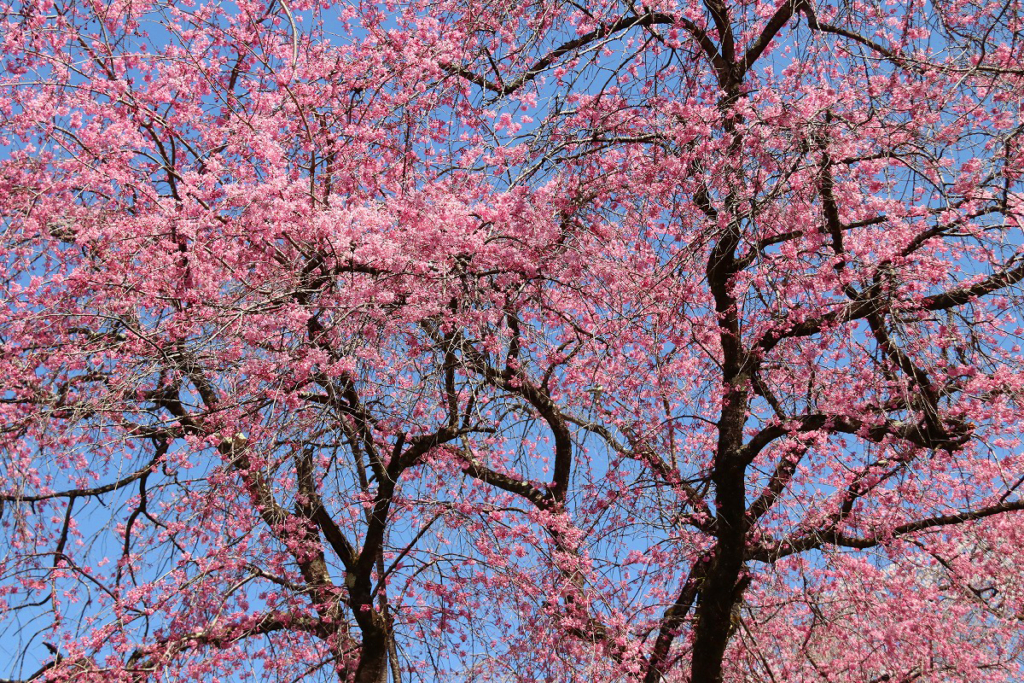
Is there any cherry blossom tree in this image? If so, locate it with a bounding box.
[2,0,1024,680]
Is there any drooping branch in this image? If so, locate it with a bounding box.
[0,448,165,503]
[749,499,1024,563]
[757,249,1024,352]
[739,0,800,76]
[740,411,972,465]
[440,12,679,96]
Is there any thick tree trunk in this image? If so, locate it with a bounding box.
[690,461,747,683]
[352,616,390,683]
